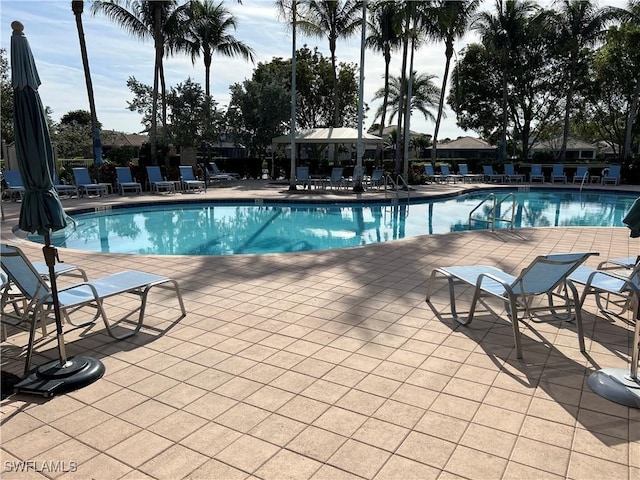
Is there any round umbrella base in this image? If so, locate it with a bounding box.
[587,367,640,409]
[14,356,105,398]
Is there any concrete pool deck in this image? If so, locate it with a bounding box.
[1,180,639,480]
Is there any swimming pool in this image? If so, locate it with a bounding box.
[29,189,637,256]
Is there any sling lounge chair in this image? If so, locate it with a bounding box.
[296,166,311,190]
[482,165,504,183]
[572,165,590,184]
[424,164,445,183]
[458,164,483,183]
[0,243,186,374]
[210,162,240,180]
[367,169,385,190]
[504,164,525,183]
[551,164,567,184]
[328,167,344,190]
[426,252,596,358]
[440,165,462,183]
[72,167,107,197]
[146,166,175,194]
[567,263,640,401]
[52,171,78,198]
[530,164,544,183]
[2,170,25,200]
[602,165,621,186]
[179,166,205,193]
[115,167,142,195]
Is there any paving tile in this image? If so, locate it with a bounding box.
[374,455,440,480]
[287,426,348,462]
[215,402,271,433]
[510,437,570,476]
[352,417,410,452]
[3,425,71,460]
[180,422,242,457]
[255,449,322,480]
[147,409,208,442]
[312,406,368,437]
[396,431,456,469]
[215,435,280,473]
[328,439,391,478]
[250,413,307,446]
[139,444,208,479]
[445,445,508,479]
[105,430,172,468]
[59,453,132,480]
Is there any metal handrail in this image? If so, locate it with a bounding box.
[469,192,516,231]
[579,171,589,192]
[383,174,410,200]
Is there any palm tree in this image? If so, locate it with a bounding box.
[427,0,481,162]
[276,0,299,190]
[554,0,614,162]
[365,0,401,142]
[372,73,440,124]
[72,0,102,166]
[180,1,255,98]
[92,0,188,165]
[298,0,362,127]
[606,0,640,162]
[475,0,537,162]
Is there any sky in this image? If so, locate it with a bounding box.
[1,0,628,141]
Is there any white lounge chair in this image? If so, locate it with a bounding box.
[146,166,175,194]
[426,252,596,358]
[179,166,205,193]
[0,243,186,374]
[115,167,142,195]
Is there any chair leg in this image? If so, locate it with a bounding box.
[505,294,523,359]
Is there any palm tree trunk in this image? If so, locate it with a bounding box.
[377,51,390,166]
[204,52,212,97]
[72,1,101,167]
[403,31,416,183]
[560,51,577,163]
[289,0,298,191]
[395,12,410,174]
[431,44,452,162]
[624,77,639,163]
[150,8,162,166]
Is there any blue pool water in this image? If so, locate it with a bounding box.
[31,190,637,256]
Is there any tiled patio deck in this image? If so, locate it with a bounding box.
[1,181,639,480]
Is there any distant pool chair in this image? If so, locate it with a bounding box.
[295,166,311,190]
[572,165,590,184]
[529,164,544,183]
[72,167,107,197]
[601,165,621,186]
[551,164,567,184]
[146,166,175,194]
[1,170,25,201]
[115,167,142,195]
[179,165,206,193]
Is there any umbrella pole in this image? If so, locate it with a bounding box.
[42,236,69,368]
[14,234,105,397]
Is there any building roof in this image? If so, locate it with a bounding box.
[272,127,385,145]
[437,136,495,150]
[532,137,597,151]
[101,130,148,148]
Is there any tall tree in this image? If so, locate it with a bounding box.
[298,0,362,127]
[180,0,255,97]
[365,0,401,142]
[427,0,481,162]
[372,73,440,125]
[72,0,102,166]
[475,0,537,162]
[553,0,613,162]
[607,0,640,161]
[0,49,14,146]
[92,0,188,165]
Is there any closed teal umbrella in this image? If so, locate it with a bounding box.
[10,21,103,396]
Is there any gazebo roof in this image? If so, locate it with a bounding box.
[272,127,384,145]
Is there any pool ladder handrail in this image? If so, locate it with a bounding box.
[469,192,517,231]
[383,174,410,200]
[579,171,589,192]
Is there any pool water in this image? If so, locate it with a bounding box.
[33,190,637,256]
